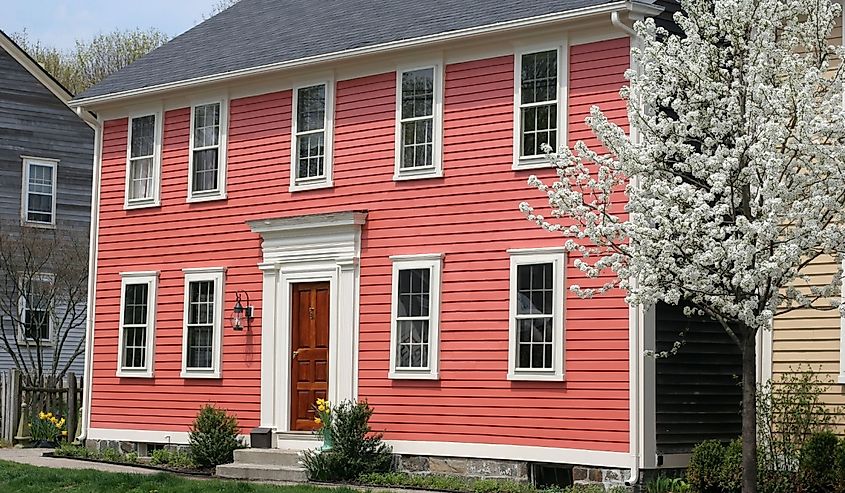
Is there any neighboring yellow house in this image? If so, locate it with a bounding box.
[767,15,844,429]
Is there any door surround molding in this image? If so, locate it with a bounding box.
[248,211,365,435]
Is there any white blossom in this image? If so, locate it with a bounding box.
[520,0,845,335]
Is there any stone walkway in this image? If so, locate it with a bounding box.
[0,447,157,474]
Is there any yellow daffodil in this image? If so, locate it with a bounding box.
[47,412,53,418]
[61,431,68,437]
[38,412,46,420]
[50,417,58,424]
[55,422,62,429]
[314,417,322,425]
[316,398,325,405]
[325,408,330,414]
[318,405,326,412]
[59,418,65,426]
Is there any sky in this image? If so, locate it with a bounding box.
[2,0,220,50]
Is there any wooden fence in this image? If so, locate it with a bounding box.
[0,370,82,443]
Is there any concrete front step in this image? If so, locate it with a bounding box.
[233,448,302,468]
[216,462,308,482]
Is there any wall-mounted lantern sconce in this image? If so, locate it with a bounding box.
[232,291,254,331]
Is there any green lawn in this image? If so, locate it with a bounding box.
[0,460,359,493]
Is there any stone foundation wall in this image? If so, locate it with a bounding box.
[84,438,189,455]
[572,466,632,491]
[397,454,529,482]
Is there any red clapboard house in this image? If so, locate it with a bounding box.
[70,0,740,488]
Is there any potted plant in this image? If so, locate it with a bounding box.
[313,398,333,450]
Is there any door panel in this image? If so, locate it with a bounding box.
[290,282,330,431]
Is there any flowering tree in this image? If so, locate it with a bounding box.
[520,1,845,491]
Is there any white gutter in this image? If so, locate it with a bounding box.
[77,114,103,443]
[70,1,627,108]
[612,10,641,488]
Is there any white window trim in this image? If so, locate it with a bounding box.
[181,267,225,379]
[388,253,443,380]
[187,99,229,203]
[117,271,158,378]
[393,63,444,181]
[290,80,334,192]
[20,156,58,228]
[124,109,163,210]
[507,248,566,381]
[16,272,55,346]
[512,40,569,170]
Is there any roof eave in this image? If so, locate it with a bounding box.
[0,30,98,128]
[70,0,630,110]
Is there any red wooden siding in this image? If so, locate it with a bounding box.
[91,37,631,451]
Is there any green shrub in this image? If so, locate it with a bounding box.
[646,475,691,493]
[797,431,838,493]
[188,404,244,468]
[835,439,845,492]
[718,438,742,493]
[149,449,171,466]
[302,400,393,481]
[149,448,195,469]
[54,443,95,459]
[687,440,726,493]
[101,448,122,463]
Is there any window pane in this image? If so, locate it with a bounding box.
[123,284,148,325]
[521,104,557,156]
[193,103,220,148]
[188,326,213,369]
[516,317,553,370]
[131,115,156,158]
[397,269,430,317]
[521,50,557,105]
[297,85,326,132]
[297,133,325,179]
[401,68,434,120]
[187,280,215,369]
[192,149,219,192]
[400,119,433,169]
[396,319,429,369]
[517,263,554,315]
[128,157,154,200]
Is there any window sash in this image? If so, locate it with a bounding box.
[24,161,55,224]
[394,268,432,370]
[19,276,52,342]
[191,103,222,194]
[294,84,327,182]
[120,282,150,370]
[398,68,435,170]
[518,49,560,159]
[182,275,221,375]
[127,114,158,203]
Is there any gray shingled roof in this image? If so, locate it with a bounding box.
[75,0,625,101]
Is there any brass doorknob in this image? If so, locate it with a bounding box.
[292,349,300,359]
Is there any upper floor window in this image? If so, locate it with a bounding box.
[507,248,566,381]
[189,101,228,202]
[291,82,333,191]
[18,273,54,345]
[125,112,162,209]
[181,267,225,378]
[514,48,564,169]
[389,254,442,379]
[394,65,443,180]
[22,157,57,226]
[117,271,158,377]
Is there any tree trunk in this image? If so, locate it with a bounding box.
[742,328,758,493]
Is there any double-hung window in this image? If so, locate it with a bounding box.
[181,268,224,378]
[514,47,564,168]
[291,82,333,191]
[18,274,53,344]
[394,65,443,180]
[117,272,158,377]
[508,249,565,381]
[188,101,227,201]
[126,112,161,208]
[21,157,57,226]
[389,254,442,379]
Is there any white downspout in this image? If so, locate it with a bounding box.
[611,10,641,487]
[77,111,103,442]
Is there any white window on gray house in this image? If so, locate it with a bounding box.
[181,268,224,378]
[127,113,160,206]
[294,84,328,182]
[20,276,52,343]
[189,102,226,200]
[22,158,57,226]
[518,49,559,160]
[118,272,157,377]
[389,254,442,380]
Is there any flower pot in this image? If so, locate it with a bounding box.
[321,428,334,451]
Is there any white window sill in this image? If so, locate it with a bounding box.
[289,179,333,193]
[116,369,153,378]
[389,370,440,380]
[393,168,443,181]
[507,371,564,382]
[17,339,53,347]
[187,192,227,204]
[21,221,56,230]
[838,374,845,385]
[512,157,553,171]
[124,199,160,210]
[181,370,221,379]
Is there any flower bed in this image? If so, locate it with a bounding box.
[49,444,212,476]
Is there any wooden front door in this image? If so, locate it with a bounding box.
[290,282,330,431]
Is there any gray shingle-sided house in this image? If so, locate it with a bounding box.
[0,30,95,382]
